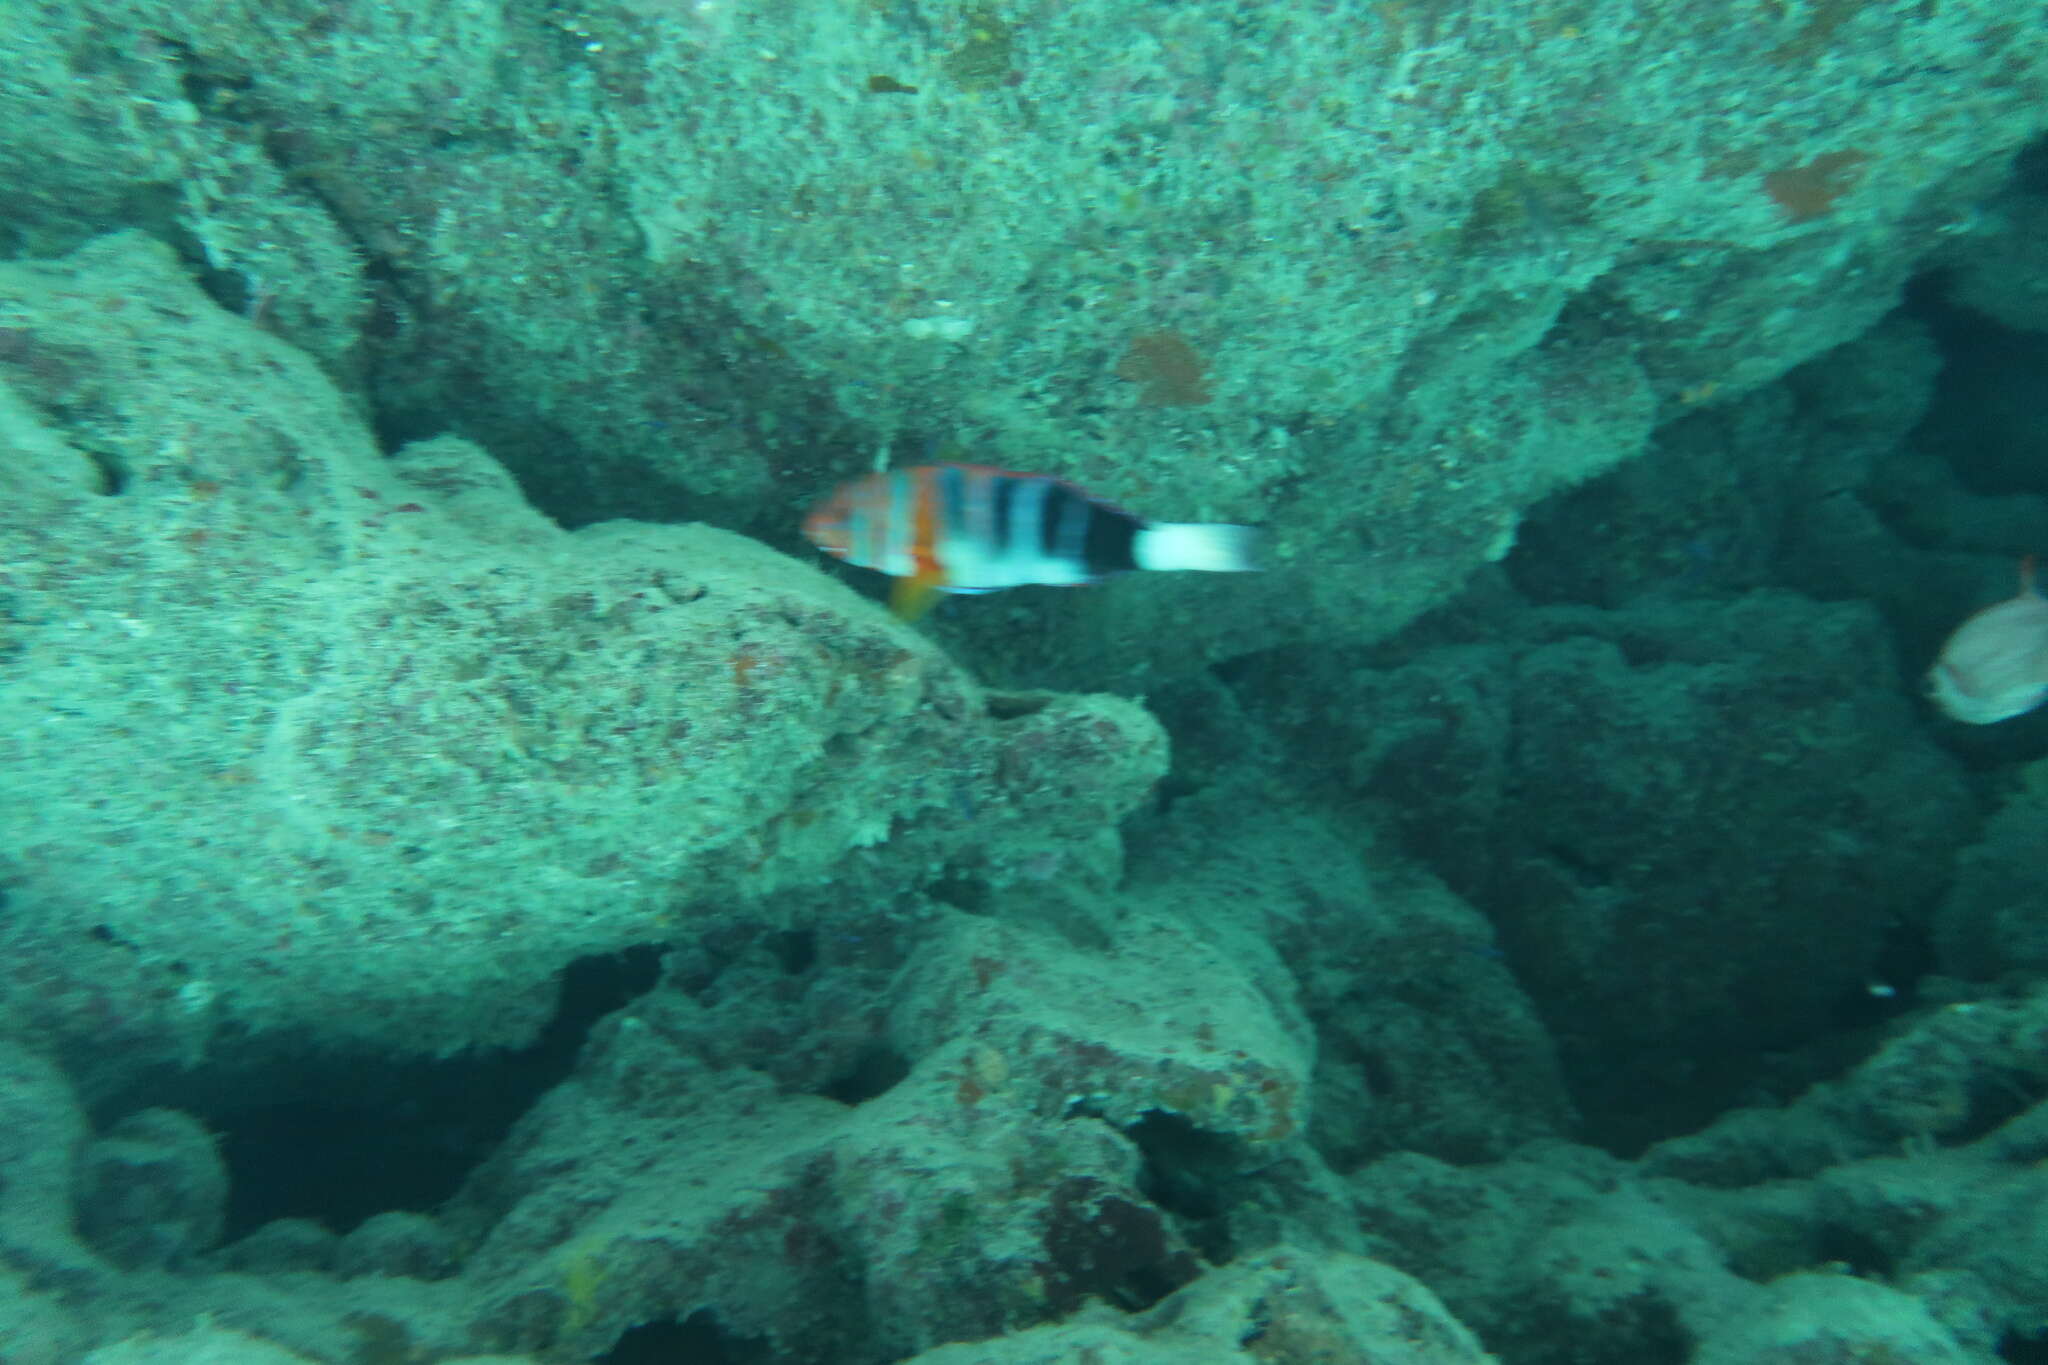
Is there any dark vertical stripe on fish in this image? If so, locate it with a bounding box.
[990,473,1019,560]
[1082,500,1141,575]
[1054,482,1091,564]
[936,463,968,543]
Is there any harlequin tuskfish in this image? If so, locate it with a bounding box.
[802,463,1259,620]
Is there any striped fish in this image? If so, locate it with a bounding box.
[802,463,1258,620]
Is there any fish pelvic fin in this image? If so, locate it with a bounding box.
[890,572,946,622]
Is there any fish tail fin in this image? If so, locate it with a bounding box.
[1133,522,1260,574]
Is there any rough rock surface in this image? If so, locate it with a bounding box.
[2,2,2047,1363]
[1223,586,1978,1143]
[1936,757,2048,978]
[0,235,1166,1085]
[3,0,2041,685]
[1342,980,2048,1365]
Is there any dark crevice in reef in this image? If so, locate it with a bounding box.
[2002,1327,2048,1363]
[818,1042,912,1106]
[1129,1109,1251,1265]
[113,944,665,1240]
[1899,273,2048,503]
[598,1309,776,1365]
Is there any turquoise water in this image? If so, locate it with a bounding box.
[2,2,2045,1361]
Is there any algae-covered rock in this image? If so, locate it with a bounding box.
[1936,759,2048,979]
[1689,1272,1979,1365]
[74,1108,227,1271]
[431,881,1317,1358]
[80,1326,325,1365]
[900,1248,1495,1364]
[0,235,1166,1087]
[5,0,2039,686]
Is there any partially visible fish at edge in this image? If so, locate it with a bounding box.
[1928,555,2048,724]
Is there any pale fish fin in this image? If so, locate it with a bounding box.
[1133,522,1260,573]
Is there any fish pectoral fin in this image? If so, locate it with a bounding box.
[890,572,945,622]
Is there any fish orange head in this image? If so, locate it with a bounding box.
[802,485,856,559]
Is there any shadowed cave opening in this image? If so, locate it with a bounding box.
[1902,275,2048,504]
[201,944,665,1240]
[2002,1330,2048,1363]
[598,1309,775,1365]
[818,1041,912,1106]
[1129,1109,1252,1265]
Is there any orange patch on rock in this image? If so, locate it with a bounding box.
[1762,150,1870,223]
[1116,330,1213,406]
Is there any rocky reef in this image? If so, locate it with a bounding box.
[1,0,2046,1362]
